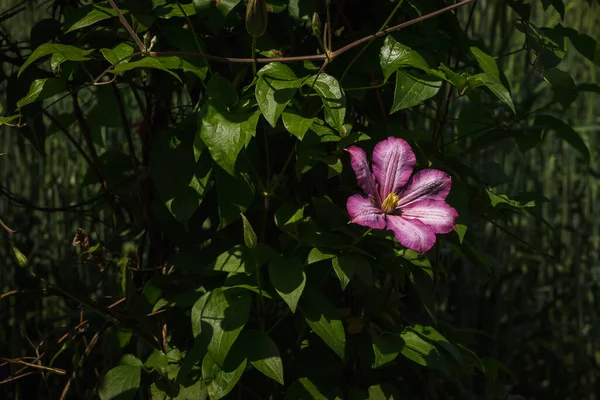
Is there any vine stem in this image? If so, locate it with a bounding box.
[96,0,475,82]
[251,37,257,76]
[106,0,146,52]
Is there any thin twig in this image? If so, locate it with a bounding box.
[0,358,66,375]
[106,0,146,52]
[59,324,105,400]
[0,371,37,385]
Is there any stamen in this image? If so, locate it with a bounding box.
[381,193,399,214]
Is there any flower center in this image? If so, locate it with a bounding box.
[381,193,399,214]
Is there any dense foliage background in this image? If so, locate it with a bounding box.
[1,0,599,398]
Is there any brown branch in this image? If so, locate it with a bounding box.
[0,370,37,385]
[0,358,66,375]
[92,0,474,82]
[106,0,146,52]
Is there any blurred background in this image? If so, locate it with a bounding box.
[1,0,599,398]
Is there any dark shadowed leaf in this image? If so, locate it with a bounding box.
[198,102,260,176]
[17,78,67,109]
[300,287,345,359]
[371,331,402,368]
[199,288,252,368]
[535,114,590,162]
[216,160,256,229]
[543,68,577,108]
[237,329,284,384]
[201,353,246,400]
[269,255,306,313]
[256,63,302,127]
[310,73,346,132]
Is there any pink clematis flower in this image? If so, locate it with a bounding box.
[346,137,458,253]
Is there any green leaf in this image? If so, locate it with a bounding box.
[155,3,197,18]
[300,288,346,359]
[201,353,246,400]
[399,329,447,370]
[391,70,441,113]
[19,43,94,77]
[310,73,346,132]
[256,63,302,127]
[101,43,134,65]
[17,78,67,109]
[455,224,467,243]
[199,288,252,368]
[195,0,241,16]
[467,73,515,113]
[306,248,336,265]
[216,160,256,229]
[486,189,536,209]
[470,47,500,80]
[145,350,169,375]
[331,254,371,290]
[98,365,141,400]
[198,102,260,175]
[206,74,238,107]
[559,27,600,66]
[240,213,258,249]
[156,56,208,80]
[543,68,577,108]
[439,63,468,89]
[110,57,183,82]
[0,115,19,126]
[238,329,284,384]
[210,245,250,273]
[535,115,590,162]
[367,384,400,400]
[274,203,305,228]
[379,36,432,81]
[410,325,463,366]
[282,111,315,140]
[269,256,306,313]
[63,4,123,33]
[371,331,402,368]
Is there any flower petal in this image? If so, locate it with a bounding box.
[400,200,458,234]
[347,194,386,230]
[386,214,436,253]
[372,137,416,200]
[397,169,452,207]
[346,145,379,201]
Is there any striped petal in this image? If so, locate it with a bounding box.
[397,169,452,207]
[346,145,379,201]
[385,214,436,254]
[400,200,458,234]
[372,137,416,201]
[347,194,386,230]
